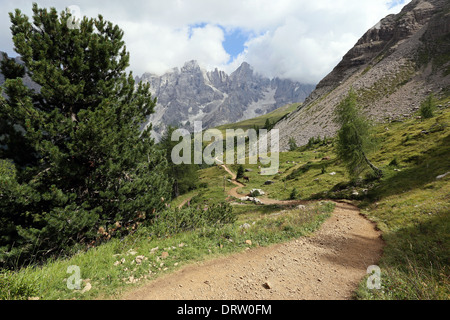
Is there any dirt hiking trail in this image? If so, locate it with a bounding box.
[122,201,384,300]
[122,163,384,300]
[220,163,306,206]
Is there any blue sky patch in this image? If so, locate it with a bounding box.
[188,22,208,39]
[188,23,250,62]
[220,26,250,62]
[387,0,406,9]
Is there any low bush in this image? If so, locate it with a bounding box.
[149,202,236,237]
[0,270,38,300]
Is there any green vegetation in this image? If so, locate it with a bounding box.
[0,5,172,268]
[0,201,335,300]
[190,93,450,300]
[215,103,299,134]
[353,96,450,300]
[1,89,448,300]
[288,137,298,151]
[263,118,275,131]
[289,187,299,200]
[159,126,200,197]
[0,4,448,302]
[335,89,383,178]
[236,164,245,180]
[420,94,436,119]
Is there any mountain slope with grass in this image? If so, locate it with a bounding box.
[275,0,450,150]
[1,84,448,301]
[1,0,448,301]
[214,102,299,134]
[227,96,450,300]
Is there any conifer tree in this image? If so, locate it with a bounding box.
[288,137,298,151]
[0,4,171,267]
[236,165,245,180]
[159,126,198,198]
[334,89,382,179]
[419,94,435,119]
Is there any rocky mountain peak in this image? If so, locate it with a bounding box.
[233,61,252,74]
[276,0,450,151]
[231,62,255,82]
[314,0,446,94]
[181,60,202,73]
[136,61,315,141]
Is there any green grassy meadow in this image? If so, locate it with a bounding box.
[1,97,449,300]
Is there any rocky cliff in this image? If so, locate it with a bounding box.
[136,61,315,141]
[276,0,450,150]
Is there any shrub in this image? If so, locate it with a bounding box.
[236,165,245,180]
[288,137,298,151]
[0,271,38,300]
[286,162,311,180]
[198,182,208,189]
[389,158,399,167]
[420,94,435,119]
[289,187,299,200]
[150,202,236,237]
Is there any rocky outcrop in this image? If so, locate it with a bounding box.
[276,0,450,150]
[136,60,315,141]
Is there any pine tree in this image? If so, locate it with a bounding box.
[264,118,274,131]
[419,94,435,119]
[334,89,382,179]
[289,187,299,200]
[288,137,298,151]
[159,126,198,198]
[236,165,245,180]
[0,4,171,268]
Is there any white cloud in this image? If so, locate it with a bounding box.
[119,21,229,76]
[0,0,410,83]
[230,0,408,83]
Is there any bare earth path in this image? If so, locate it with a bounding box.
[220,163,306,206]
[122,201,384,300]
[122,163,384,299]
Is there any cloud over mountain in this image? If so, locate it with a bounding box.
[0,0,408,83]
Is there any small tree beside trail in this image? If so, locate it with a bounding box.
[334,89,383,179]
[236,165,245,180]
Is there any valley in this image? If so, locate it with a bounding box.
[3,96,447,300]
[0,0,448,302]
[123,94,449,300]
[122,201,383,300]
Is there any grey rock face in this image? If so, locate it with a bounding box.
[1,52,314,143]
[276,0,450,151]
[136,60,315,141]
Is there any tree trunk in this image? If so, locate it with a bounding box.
[173,180,179,198]
[363,152,383,178]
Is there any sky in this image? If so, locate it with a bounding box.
[0,0,409,84]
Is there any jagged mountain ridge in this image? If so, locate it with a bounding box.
[136,60,315,141]
[275,0,450,151]
[1,52,314,143]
